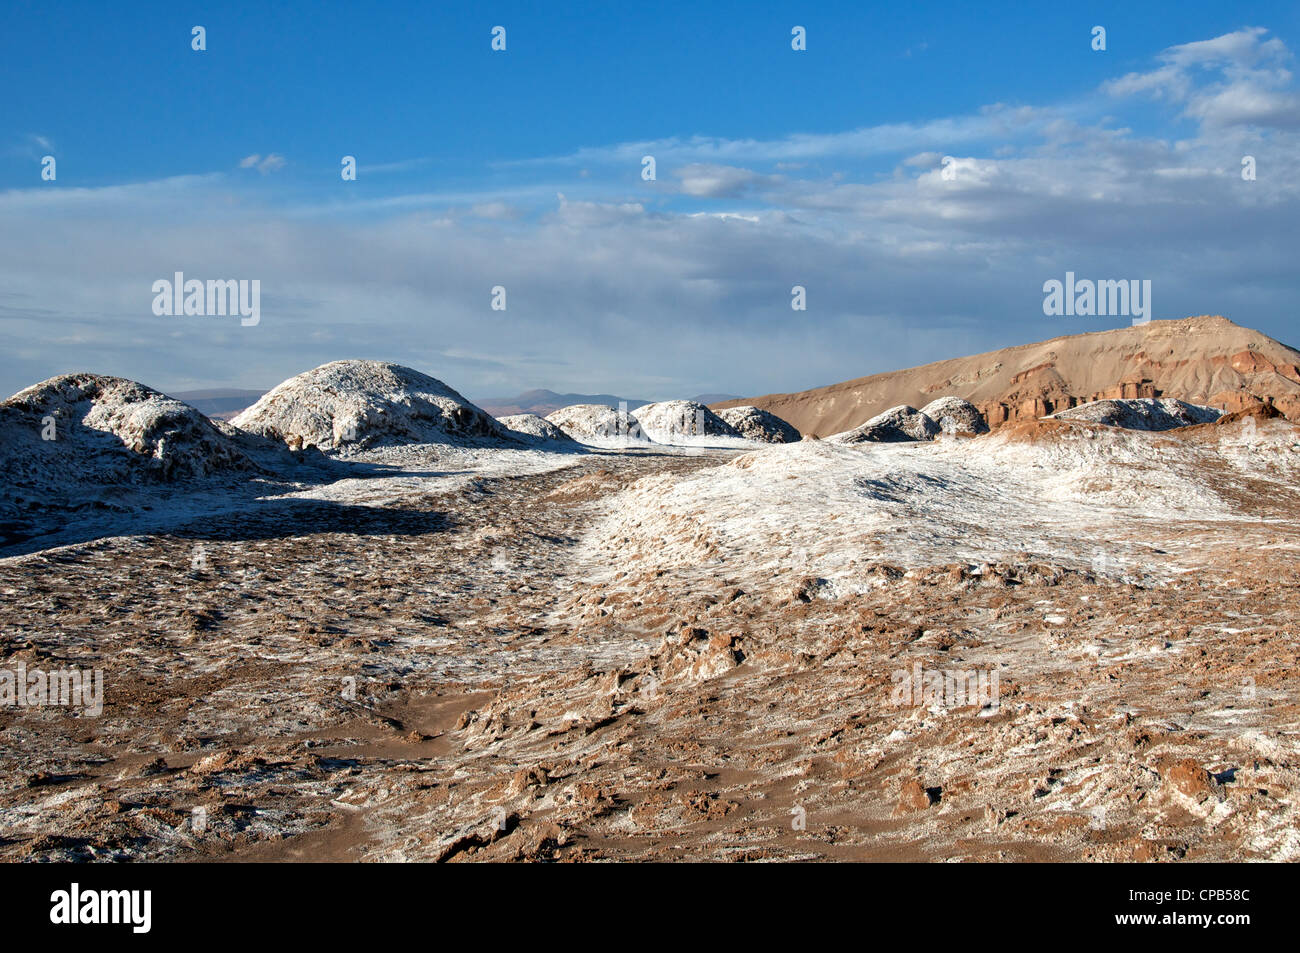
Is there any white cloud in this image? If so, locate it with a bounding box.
[508,107,1050,170]
[467,201,519,220]
[552,192,645,226]
[1106,27,1300,129]
[673,164,779,198]
[360,157,432,175]
[7,133,55,161]
[239,153,287,174]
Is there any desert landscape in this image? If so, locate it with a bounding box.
[1,314,1297,862]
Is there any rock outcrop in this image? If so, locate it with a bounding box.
[715,406,801,443]
[831,405,941,444]
[546,404,648,444]
[497,413,579,444]
[232,360,510,451]
[1,374,256,483]
[1049,398,1221,431]
[919,397,989,435]
[715,316,1300,436]
[0,374,269,547]
[632,401,740,442]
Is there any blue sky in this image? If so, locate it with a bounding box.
[2,0,1299,400]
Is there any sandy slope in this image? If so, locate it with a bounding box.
[714,315,1300,436]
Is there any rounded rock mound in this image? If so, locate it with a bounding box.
[0,374,263,547]
[831,405,941,444]
[1049,398,1221,431]
[497,413,578,444]
[919,397,989,435]
[633,400,740,443]
[545,404,649,444]
[1,374,255,483]
[232,360,509,451]
[715,406,801,443]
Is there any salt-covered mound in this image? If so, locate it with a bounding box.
[497,413,578,444]
[831,405,941,444]
[0,374,268,547]
[587,416,1300,589]
[716,406,801,443]
[233,360,510,451]
[633,400,740,442]
[545,404,649,444]
[1049,398,1221,431]
[1,374,256,483]
[919,397,989,435]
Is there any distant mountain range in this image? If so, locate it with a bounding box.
[168,388,267,421]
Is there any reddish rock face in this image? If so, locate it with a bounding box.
[714,316,1300,435]
[1160,758,1222,804]
[1231,350,1274,374]
[895,779,939,815]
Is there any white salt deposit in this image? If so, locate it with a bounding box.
[233,360,510,452]
[497,413,578,444]
[714,406,801,443]
[545,404,652,447]
[830,404,941,444]
[1049,398,1221,431]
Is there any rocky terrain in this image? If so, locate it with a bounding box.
[3,374,260,482]
[832,404,943,444]
[0,374,314,551]
[715,406,801,444]
[477,390,741,420]
[1049,398,1221,431]
[545,404,649,446]
[920,397,990,436]
[475,389,649,419]
[1,342,1298,864]
[234,361,511,452]
[496,414,579,445]
[715,315,1300,436]
[632,401,742,444]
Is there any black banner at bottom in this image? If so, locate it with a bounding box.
[0,860,1273,940]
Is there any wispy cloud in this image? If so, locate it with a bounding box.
[360,157,433,175]
[7,133,55,161]
[503,108,1051,170]
[672,164,783,198]
[1105,27,1300,128]
[238,153,287,174]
